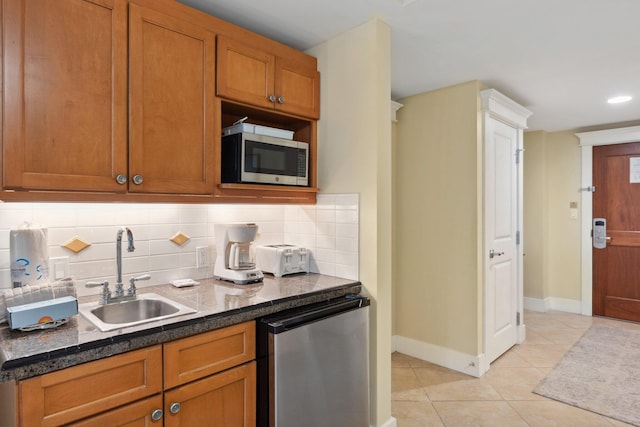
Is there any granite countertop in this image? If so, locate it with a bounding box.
[0,273,361,383]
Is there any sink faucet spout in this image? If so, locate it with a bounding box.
[116,227,135,297]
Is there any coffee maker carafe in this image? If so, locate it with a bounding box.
[214,223,264,284]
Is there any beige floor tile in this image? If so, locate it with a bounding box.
[393,352,416,368]
[512,342,569,367]
[483,366,547,401]
[413,367,502,401]
[393,367,429,401]
[521,329,554,344]
[433,401,528,426]
[392,400,445,427]
[491,348,534,368]
[509,400,615,427]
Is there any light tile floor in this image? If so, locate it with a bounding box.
[392,310,637,426]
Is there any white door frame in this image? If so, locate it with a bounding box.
[480,89,532,374]
[576,126,640,315]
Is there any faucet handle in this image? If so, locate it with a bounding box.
[86,280,109,289]
[127,274,151,296]
[86,281,111,304]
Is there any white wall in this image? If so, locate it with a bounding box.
[0,194,360,293]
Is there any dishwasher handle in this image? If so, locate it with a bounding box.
[266,295,368,333]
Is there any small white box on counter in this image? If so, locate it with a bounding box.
[7,296,78,329]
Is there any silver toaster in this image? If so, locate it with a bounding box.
[255,245,310,277]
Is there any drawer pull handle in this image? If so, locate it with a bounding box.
[169,402,181,414]
[151,409,163,421]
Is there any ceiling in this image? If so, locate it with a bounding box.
[178,0,640,132]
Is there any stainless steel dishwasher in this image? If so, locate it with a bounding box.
[256,295,370,427]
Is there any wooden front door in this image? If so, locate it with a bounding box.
[593,142,640,321]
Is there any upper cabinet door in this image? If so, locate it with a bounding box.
[216,36,276,111]
[275,56,320,119]
[217,36,320,119]
[128,4,216,195]
[2,0,128,192]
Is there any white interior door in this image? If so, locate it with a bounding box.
[484,116,519,364]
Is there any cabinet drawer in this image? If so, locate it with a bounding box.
[67,394,163,427]
[164,321,255,389]
[19,345,162,427]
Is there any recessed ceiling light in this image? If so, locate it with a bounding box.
[607,95,632,104]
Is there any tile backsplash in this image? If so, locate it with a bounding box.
[0,194,359,296]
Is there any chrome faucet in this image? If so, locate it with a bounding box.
[87,227,149,304]
[114,227,135,298]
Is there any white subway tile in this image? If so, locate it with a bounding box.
[336,209,358,224]
[336,237,359,253]
[336,223,359,239]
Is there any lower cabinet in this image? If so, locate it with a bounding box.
[164,362,256,427]
[17,321,256,426]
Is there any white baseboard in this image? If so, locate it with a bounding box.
[393,335,486,377]
[376,416,397,427]
[524,296,582,314]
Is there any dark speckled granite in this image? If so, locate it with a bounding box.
[0,274,361,382]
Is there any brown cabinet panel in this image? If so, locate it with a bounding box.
[164,321,255,389]
[217,36,319,119]
[129,4,217,194]
[163,362,256,427]
[19,345,162,427]
[2,0,128,192]
[275,56,320,119]
[67,394,163,427]
[217,36,275,111]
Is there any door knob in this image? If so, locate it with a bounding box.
[268,94,276,102]
[151,409,163,421]
[169,402,181,414]
[132,174,144,185]
[489,249,504,259]
[277,96,285,104]
[115,174,127,185]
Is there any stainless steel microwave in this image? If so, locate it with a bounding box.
[221,132,309,186]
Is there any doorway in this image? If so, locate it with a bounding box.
[577,126,640,316]
[592,142,640,321]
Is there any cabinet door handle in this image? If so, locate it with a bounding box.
[151,409,163,421]
[268,94,276,102]
[116,174,127,185]
[132,174,144,185]
[277,96,284,104]
[169,402,181,414]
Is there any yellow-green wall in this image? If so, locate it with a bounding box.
[523,131,547,301]
[308,18,393,427]
[523,130,582,306]
[394,81,482,356]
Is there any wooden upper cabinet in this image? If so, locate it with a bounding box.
[217,36,320,119]
[128,4,217,195]
[2,0,128,192]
